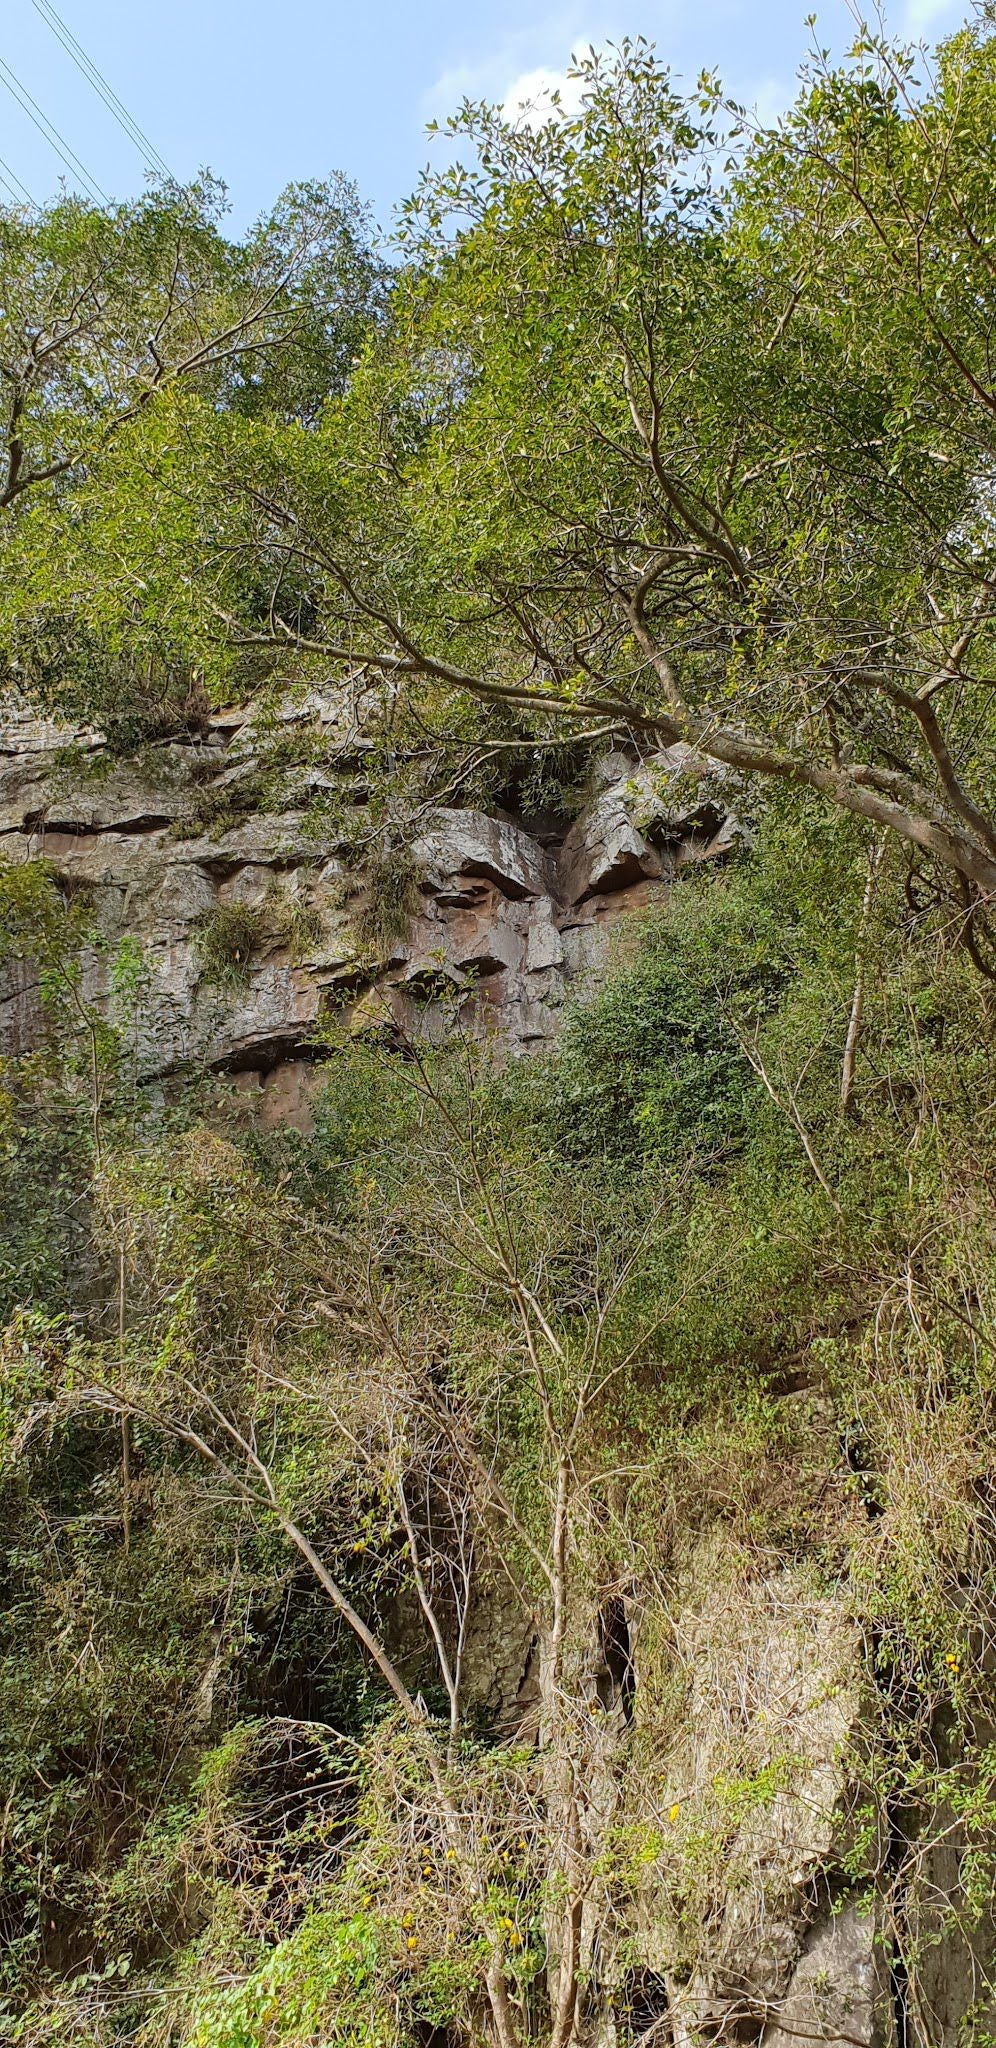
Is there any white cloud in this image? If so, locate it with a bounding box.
[421,58,499,116]
[420,12,611,128]
[500,57,594,127]
[902,0,962,30]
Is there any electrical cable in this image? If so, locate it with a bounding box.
[0,149,39,207]
[29,0,176,183]
[0,52,108,203]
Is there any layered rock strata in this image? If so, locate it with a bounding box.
[0,702,737,1123]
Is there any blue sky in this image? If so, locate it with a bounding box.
[0,0,969,236]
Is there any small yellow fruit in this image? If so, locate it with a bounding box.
[669,1802,681,1823]
[407,1935,418,1951]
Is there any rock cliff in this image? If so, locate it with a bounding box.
[0,699,737,1124]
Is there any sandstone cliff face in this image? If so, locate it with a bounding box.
[0,700,737,1124]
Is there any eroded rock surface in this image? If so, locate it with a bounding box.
[0,701,737,1118]
[761,1899,891,2048]
[624,1542,874,2044]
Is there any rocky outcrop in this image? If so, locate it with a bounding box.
[621,1539,879,2045]
[0,701,738,1124]
[762,1899,891,2048]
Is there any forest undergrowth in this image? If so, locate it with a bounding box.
[4,796,996,2045]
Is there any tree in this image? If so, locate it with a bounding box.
[0,175,378,513]
[0,175,381,730]
[10,27,996,933]
[45,24,994,929]
[373,23,996,916]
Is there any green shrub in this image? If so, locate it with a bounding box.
[193,904,263,990]
[353,849,422,962]
[540,877,784,1167]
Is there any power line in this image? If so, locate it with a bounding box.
[29,0,176,184]
[0,149,39,208]
[0,168,27,207]
[0,51,106,200]
[0,52,108,204]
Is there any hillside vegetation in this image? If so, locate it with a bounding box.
[4,17,996,2048]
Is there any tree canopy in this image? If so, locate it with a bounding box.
[0,173,381,730]
[6,24,996,920]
